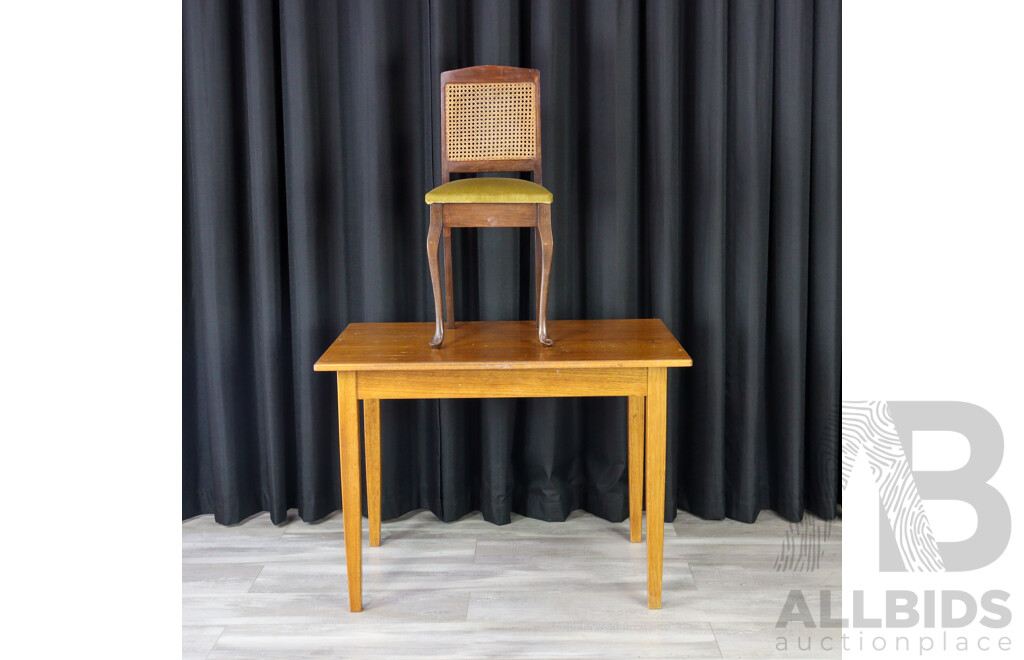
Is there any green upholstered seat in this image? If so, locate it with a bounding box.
[425,177,553,204]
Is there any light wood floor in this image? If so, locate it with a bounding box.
[183,508,841,659]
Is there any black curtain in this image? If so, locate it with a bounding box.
[183,0,840,527]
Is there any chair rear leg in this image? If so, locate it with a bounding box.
[444,227,455,329]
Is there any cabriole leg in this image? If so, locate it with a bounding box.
[537,204,553,346]
[426,205,444,347]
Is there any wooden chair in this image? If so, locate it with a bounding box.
[425,65,553,348]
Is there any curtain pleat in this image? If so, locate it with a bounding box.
[183,0,841,526]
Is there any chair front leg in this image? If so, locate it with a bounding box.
[427,204,444,347]
[537,204,554,346]
[534,221,542,320]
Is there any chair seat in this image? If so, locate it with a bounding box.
[425,177,553,204]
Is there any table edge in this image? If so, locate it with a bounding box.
[314,359,693,372]
[313,319,693,372]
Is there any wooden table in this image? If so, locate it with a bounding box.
[314,319,692,611]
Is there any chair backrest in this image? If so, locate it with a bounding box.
[440,66,541,185]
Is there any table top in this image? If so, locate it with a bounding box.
[314,319,692,372]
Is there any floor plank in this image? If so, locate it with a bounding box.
[205,622,720,659]
[713,621,841,659]
[184,508,841,659]
[183,563,265,595]
[182,625,223,660]
[182,591,471,626]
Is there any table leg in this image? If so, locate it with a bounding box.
[337,372,362,612]
[364,399,381,547]
[645,367,667,609]
[628,395,645,543]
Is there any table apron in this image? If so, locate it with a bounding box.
[356,367,648,399]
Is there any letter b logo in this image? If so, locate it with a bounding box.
[842,401,1010,572]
